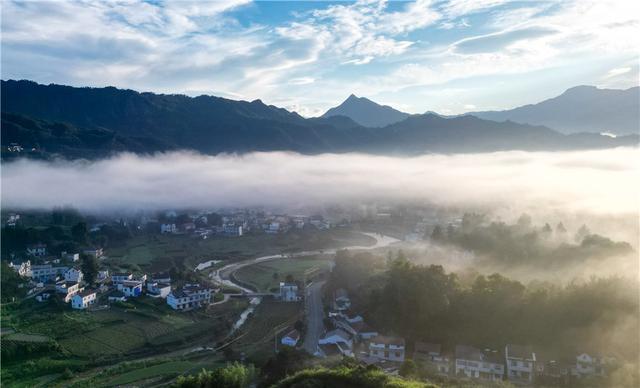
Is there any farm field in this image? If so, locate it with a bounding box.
[235,257,331,292]
[106,228,373,272]
[104,360,211,386]
[233,299,303,364]
[0,297,248,387]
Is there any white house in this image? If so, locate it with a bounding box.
[455,345,504,382]
[118,279,144,297]
[160,223,177,234]
[30,264,68,282]
[506,344,536,383]
[83,248,104,259]
[26,243,47,257]
[71,290,97,309]
[281,329,301,347]
[64,268,83,283]
[167,284,212,311]
[97,269,110,281]
[279,282,300,302]
[147,282,171,298]
[223,224,243,236]
[151,272,171,284]
[415,342,451,375]
[56,281,82,302]
[111,272,133,284]
[369,335,405,362]
[573,353,606,378]
[10,260,31,277]
[319,328,354,356]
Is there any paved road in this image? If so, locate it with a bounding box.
[303,281,325,355]
[210,232,400,291]
[208,232,400,354]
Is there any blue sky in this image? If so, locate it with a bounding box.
[2,0,638,116]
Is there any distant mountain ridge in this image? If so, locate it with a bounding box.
[1,80,636,160]
[322,94,410,127]
[470,85,640,135]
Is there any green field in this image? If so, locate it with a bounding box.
[0,297,248,387]
[106,229,373,272]
[233,299,303,364]
[105,360,207,386]
[234,257,330,292]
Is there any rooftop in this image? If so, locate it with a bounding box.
[284,329,301,341]
[78,289,96,297]
[371,335,405,347]
[506,344,536,361]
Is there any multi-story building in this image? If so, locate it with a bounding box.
[118,279,144,297]
[30,264,68,282]
[167,284,212,311]
[26,243,47,257]
[71,290,97,309]
[111,272,133,284]
[279,282,300,301]
[10,260,31,277]
[455,345,504,382]
[506,344,536,383]
[572,353,606,378]
[56,281,82,303]
[64,268,83,283]
[369,335,406,362]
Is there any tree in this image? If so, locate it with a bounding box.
[399,359,418,378]
[575,224,591,243]
[517,213,532,229]
[294,319,305,332]
[1,261,26,302]
[430,225,444,241]
[272,272,279,280]
[285,274,294,283]
[80,254,99,285]
[71,222,88,243]
[173,363,255,388]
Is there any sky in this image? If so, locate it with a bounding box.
[1,0,638,116]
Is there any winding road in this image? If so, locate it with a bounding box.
[206,231,400,353]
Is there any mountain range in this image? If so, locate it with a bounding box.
[324,85,639,135]
[1,79,637,160]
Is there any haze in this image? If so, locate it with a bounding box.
[2,148,637,215]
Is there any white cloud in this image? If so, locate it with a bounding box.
[439,0,509,18]
[2,149,637,216]
[604,67,632,79]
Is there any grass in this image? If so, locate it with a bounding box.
[105,360,201,386]
[235,257,330,292]
[233,299,303,364]
[4,333,50,342]
[106,228,374,271]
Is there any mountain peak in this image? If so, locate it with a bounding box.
[322,95,410,127]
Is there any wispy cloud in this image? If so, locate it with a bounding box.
[1,0,638,116]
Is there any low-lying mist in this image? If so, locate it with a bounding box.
[2,148,637,215]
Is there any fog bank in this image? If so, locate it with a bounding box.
[1,148,638,214]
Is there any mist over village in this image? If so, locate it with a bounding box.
[1,1,638,388]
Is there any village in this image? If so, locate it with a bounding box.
[1,206,631,387]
